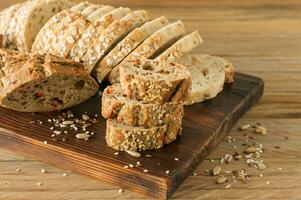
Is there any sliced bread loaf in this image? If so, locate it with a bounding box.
[154,31,203,62]
[0,54,98,112]
[178,54,234,105]
[106,118,182,151]
[108,21,185,84]
[87,6,115,21]
[68,7,131,62]
[119,59,191,103]
[15,0,73,52]
[94,16,169,83]
[82,10,152,74]
[102,84,183,127]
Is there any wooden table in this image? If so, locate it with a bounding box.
[1,0,300,199]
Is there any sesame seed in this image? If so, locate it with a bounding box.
[266,181,271,185]
[174,158,179,161]
[114,152,119,155]
[225,184,231,189]
[143,169,148,173]
[37,182,43,186]
[15,169,21,172]
[166,170,170,174]
[43,141,48,145]
[118,188,123,193]
[62,173,68,177]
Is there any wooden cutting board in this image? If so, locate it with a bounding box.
[0,72,263,199]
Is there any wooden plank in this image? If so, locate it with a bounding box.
[0,73,263,199]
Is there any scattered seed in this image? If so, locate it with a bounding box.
[225,184,231,189]
[255,126,267,135]
[118,189,123,194]
[82,114,90,121]
[244,146,257,154]
[43,141,48,145]
[37,182,43,186]
[143,169,148,173]
[129,164,134,168]
[145,154,152,158]
[62,120,74,125]
[239,124,250,130]
[216,177,228,184]
[125,150,141,158]
[114,152,119,155]
[124,165,129,169]
[266,181,271,185]
[15,169,21,172]
[166,170,170,175]
[62,173,68,177]
[41,169,47,173]
[174,158,179,161]
[212,166,222,176]
[75,133,90,140]
[255,162,266,170]
[259,174,263,178]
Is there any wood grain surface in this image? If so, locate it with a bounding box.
[0,0,300,199]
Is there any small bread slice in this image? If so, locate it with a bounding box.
[95,16,169,83]
[102,84,183,127]
[178,54,234,105]
[70,1,92,12]
[32,10,82,54]
[120,59,191,103]
[106,118,182,151]
[82,10,152,74]
[15,0,73,52]
[69,7,131,62]
[87,6,115,21]
[81,4,103,17]
[0,54,98,112]
[108,21,185,84]
[155,31,203,63]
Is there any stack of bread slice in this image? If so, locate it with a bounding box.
[0,49,98,112]
[102,59,191,151]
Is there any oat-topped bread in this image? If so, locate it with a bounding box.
[82,10,152,74]
[94,16,169,83]
[106,118,182,151]
[0,54,98,112]
[120,59,191,103]
[155,31,203,63]
[102,84,183,127]
[87,6,115,21]
[69,7,131,62]
[178,54,235,105]
[107,20,185,84]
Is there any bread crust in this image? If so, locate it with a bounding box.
[102,84,183,127]
[106,118,182,151]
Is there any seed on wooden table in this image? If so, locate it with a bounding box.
[62,173,68,177]
[225,184,231,189]
[255,162,266,170]
[43,141,48,144]
[41,168,47,173]
[143,169,148,173]
[145,154,152,158]
[82,114,90,121]
[118,189,123,193]
[16,169,21,172]
[62,120,74,125]
[216,177,228,184]
[239,124,250,130]
[75,133,90,140]
[174,158,179,161]
[255,125,267,134]
[266,181,271,185]
[53,131,62,135]
[125,150,141,158]
[244,146,257,154]
[114,152,119,155]
[37,182,43,186]
[212,166,222,176]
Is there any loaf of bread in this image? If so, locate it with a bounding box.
[102,84,183,127]
[0,51,98,112]
[108,20,186,84]
[106,118,182,151]
[94,16,169,83]
[178,54,234,105]
[119,59,191,103]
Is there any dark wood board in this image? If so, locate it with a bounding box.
[0,72,263,199]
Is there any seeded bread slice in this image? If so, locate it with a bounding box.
[81,4,103,17]
[69,7,131,62]
[178,54,235,105]
[15,0,73,52]
[95,16,169,83]
[0,54,98,112]
[70,1,92,12]
[108,21,185,84]
[87,6,115,21]
[102,84,183,127]
[32,10,82,54]
[82,10,152,74]
[106,118,182,151]
[120,59,191,103]
[1,3,23,49]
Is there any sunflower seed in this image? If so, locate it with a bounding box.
[125,150,141,158]
[239,124,250,130]
[216,177,228,184]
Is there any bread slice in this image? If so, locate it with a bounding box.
[102,84,183,127]
[177,54,235,105]
[154,31,203,62]
[32,10,82,54]
[81,4,103,17]
[15,0,73,52]
[82,10,152,74]
[1,3,23,49]
[106,118,182,151]
[119,59,191,103]
[0,54,98,112]
[70,1,92,12]
[68,7,131,62]
[94,16,169,83]
[108,21,185,84]
[87,6,115,21]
